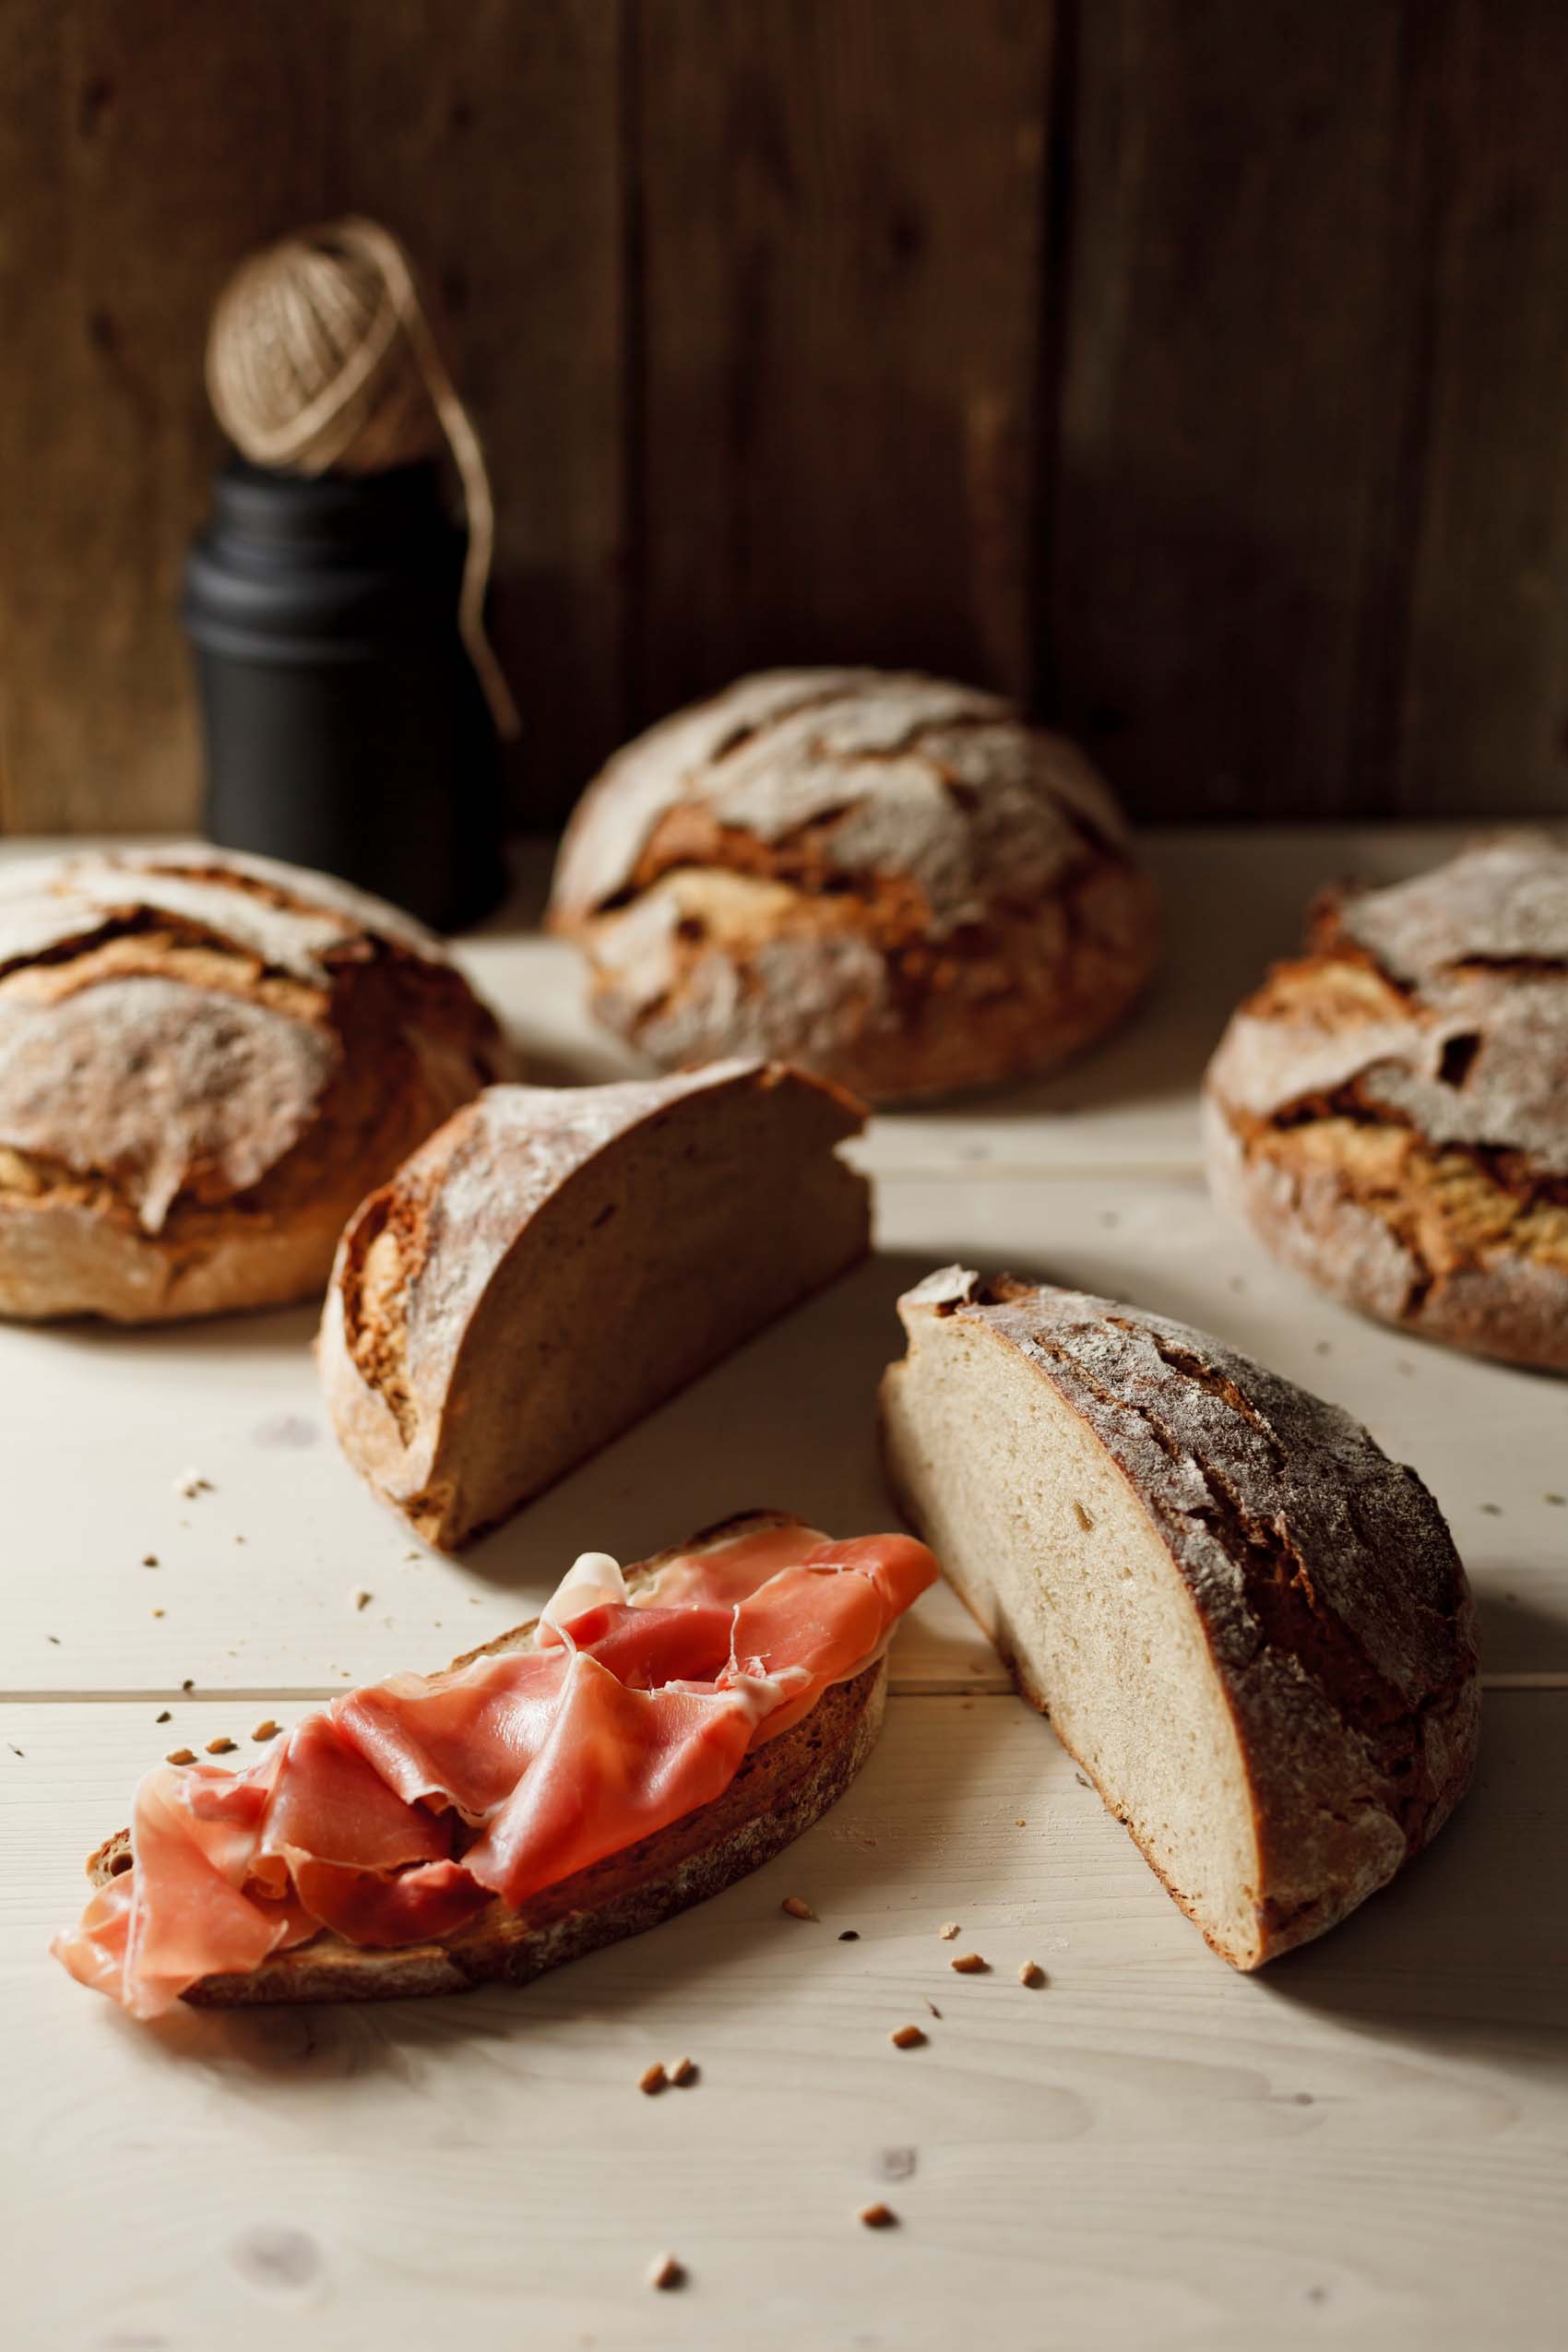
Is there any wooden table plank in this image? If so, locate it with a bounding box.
[1,1167,1562,1699]
[4,1692,1563,2352]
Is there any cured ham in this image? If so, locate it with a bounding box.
[53,1521,936,2019]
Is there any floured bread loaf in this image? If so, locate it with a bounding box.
[1204,835,1568,1369]
[549,668,1157,1101]
[0,845,506,1322]
[321,1060,871,1549]
[880,1271,1480,1968]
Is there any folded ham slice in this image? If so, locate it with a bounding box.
[54,1521,936,2019]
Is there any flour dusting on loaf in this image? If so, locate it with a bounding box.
[1205,833,1568,1367]
[0,845,505,1322]
[550,669,1157,1103]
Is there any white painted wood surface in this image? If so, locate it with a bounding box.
[1,827,1564,2352]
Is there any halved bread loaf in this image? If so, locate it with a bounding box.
[320,1061,871,1549]
[880,1271,1480,1968]
[86,1514,885,2006]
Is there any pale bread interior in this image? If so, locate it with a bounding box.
[882,1314,1262,1965]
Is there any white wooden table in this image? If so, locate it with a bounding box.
[3,827,1564,2352]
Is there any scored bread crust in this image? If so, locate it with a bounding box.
[0,845,507,1323]
[880,1272,1480,1969]
[1203,834,1568,1370]
[86,1512,886,2006]
[548,668,1158,1103]
[318,1060,871,1550]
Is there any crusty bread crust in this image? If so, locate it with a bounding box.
[0,845,506,1324]
[880,1273,1481,1969]
[1203,836,1568,1371]
[86,1513,887,2006]
[319,1063,872,1549]
[548,669,1158,1103]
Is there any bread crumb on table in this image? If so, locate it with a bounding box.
[155,1710,172,1724]
[937,1920,960,1940]
[647,2253,684,2291]
[166,1748,196,1765]
[859,2203,898,2229]
[206,1736,237,1755]
[172,1468,212,1499]
[668,2056,698,2086]
[141,1554,159,1567]
[950,1952,989,1974]
[780,1895,816,1920]
[251,1719,280,1742]
[889,2025,927,2049]
[351,1587,374,1611]
[1018,1960,1046,1988]
[638,2061,668,2096]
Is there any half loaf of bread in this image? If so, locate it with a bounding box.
[880,1271,1480,1967]
[321,1061,871,1549]
[85,1513,885,2006]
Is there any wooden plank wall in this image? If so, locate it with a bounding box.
[2,0,1567,834]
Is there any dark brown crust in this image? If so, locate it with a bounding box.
[1204,838,1568,1370]
[86,1513,889,2007]
[0,853,507,1323]
[883,1274,1481,1968]
[546,668,1158,1104]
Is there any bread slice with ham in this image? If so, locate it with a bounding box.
[320,1061,871,1550]
[54,1513,936,2016]
[880,1271,1480,1969]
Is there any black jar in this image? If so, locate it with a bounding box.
[184,457,505,931]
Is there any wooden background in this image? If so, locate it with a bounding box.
[4,0,1568,835]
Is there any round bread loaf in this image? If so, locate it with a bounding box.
[1204,834,1568,1370]
[548,668,1157,1101]
[0,845,508,1323]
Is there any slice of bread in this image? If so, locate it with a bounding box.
[87,1513,885,2007]
[319,1061,871,1550]
[879,1271,1480,1969]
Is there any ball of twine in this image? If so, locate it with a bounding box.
[206,217,517,736]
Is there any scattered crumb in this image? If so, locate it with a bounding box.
[1018,1961,1046,1989]
[251,1718,280,1742]
[155,1710,172,1724]
[889,2025,927,2050]
[924,2001,943,2019]
[6,1744,23,1758]
[1015,1817,1027,1827]
[45,1634,59,1645]
[150,1608,165,1619]
[950,1953,989,1975]
[166,1748,196,1765]
[406,1550,422,1562]
[638,2061,668,2096]
[647,2253,684,2292]
[1074,1772,1090,1788]
[668,2056,697,2086]
[1479,1503,1503,1516]
[880,2147,918,2180]
[780,1895,816,1921]
[181,1679,195,1693]
[234,1534,246,1545]
[838,1929,860,1942]
[173,1468,212,1499]
[1546,1493,1566,1507]
[206,1736,237,1755]
[859,2203,897,2229]
[141,1554,159,1568]
[937,1921,960,1940]
[351,1587,374,1611]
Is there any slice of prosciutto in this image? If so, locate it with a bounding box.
[53,1522,936,2019]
